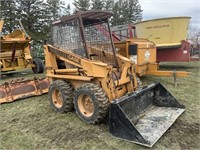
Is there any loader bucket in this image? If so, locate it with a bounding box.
[0,77,50,104]
[109,82,185,147]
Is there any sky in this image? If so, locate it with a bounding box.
[65,0,200,28]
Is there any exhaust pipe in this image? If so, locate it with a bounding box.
[109,82,185,147]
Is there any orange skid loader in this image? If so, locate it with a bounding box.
[44,11,185,147]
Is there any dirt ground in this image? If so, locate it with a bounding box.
[0,62,200,150]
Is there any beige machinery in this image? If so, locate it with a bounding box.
[114,38,190,77]
[0,19,44,74]
[44,11,185,147]
[0,20,48,104]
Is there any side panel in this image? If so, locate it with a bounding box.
[157,40,190,62]
[135,17,191,47]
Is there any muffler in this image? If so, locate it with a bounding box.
[109,82,185,147]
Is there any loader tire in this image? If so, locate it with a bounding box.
[74,83,109,124]
[32,58,44,73]
[49,80,74,113]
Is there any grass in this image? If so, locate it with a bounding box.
[0,62,200,150]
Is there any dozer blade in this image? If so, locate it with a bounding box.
[109,82,185,147]
[0,77,50,104]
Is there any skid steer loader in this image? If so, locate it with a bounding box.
[44,11,185,147]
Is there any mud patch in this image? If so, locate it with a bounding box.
[167,120,200,149]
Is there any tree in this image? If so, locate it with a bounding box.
[1,0,71,41]
[104,0,114,11]
[15,0,50,40]
[122,0,142,23]
[73,0,90,11]
[91,0,104,10]
[63,4,71,16]
[111,0,124,25]
[111,0,142,26]
[188,24,200,40]
[0,0,17,34]
[47,0,70,20]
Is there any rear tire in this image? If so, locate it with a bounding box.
[74,83,109,124]
[49,80,74,113]
[32,58,44,73]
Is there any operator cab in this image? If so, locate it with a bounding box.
[51,10,118,68]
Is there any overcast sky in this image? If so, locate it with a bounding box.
[65,0,200,28]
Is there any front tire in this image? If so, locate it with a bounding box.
[49,80,74,113]
[74,83,109,124]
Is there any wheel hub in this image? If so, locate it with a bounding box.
[52,89,63,108]
[78,94,94,117]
